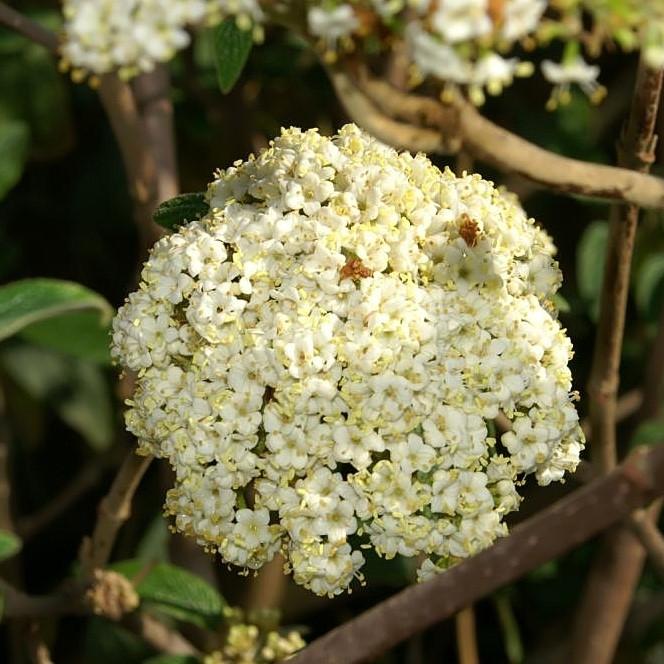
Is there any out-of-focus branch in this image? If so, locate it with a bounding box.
[96,76,163,255]
[26,621,54,664]
[455,606,479,664]
[628,503,664,582]
[586,62,663,471]
[289,446,664,664]
[570,59,664,664]
[0,578,85,619]
[132,65,180,204]
[123,612,201,656]
[330,67,664,209]
[80,451,152,576]
[0,3,58,51]
[328,69,450,154]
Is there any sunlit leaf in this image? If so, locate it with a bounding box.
[0,279,112,344]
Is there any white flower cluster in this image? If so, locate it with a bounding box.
[112,124,584,596]
[61,0,262,78]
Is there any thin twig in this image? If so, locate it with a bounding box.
[628,502,664,582]
[455,606,479,664]
[289,446,664,664]
[586,62,663,471]
[80,451,152,575]
[26,621,54,664]
[570,59,664,664]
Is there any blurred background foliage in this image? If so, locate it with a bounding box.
[1,2,664,663]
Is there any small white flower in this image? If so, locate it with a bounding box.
[430,0,492,43]
[542,56,605,107]
[307,4,358,47]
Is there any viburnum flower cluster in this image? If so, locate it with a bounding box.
[60,0,263,79]
[111,124,584,597]
[61,0,663,106]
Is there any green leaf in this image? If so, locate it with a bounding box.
[494,591,524,664]
[630,419,664,450]
[635,254,664,321]
[0,529,21,562]
[153,193,209,231]
[85,617,152,664]
[143,657,200,664]
[112,560,225,629]
[214,18,253,94]
[0,120,29,200]
[0,279,112,344]
[0,345,114,451]
[576,221,609,321]
[19,310,111,364]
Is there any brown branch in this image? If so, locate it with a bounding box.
[455,606,479,664]
[288,446,664,664]
[80,451,152,576]
[0,3,58,52]
[570,60,664,664]
[335,69,664,209]
[132,65,180,204]
[327,69,450,154]
[26,621,54,664]
[0,578,86,619]
[628,502,664,582]
[586,62,663,471]
[96,76,163,256]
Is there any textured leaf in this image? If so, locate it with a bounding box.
[0,529,21,562]
[214,18,253,94]
[0,345,114,450]
[0,279,112,343]
[153,193,209,231]
[635,253,664,321]
[112,560,225,628]
[0,120,29,200]
[576,221,608,321]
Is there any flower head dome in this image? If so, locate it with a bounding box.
[111,124,584,596]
